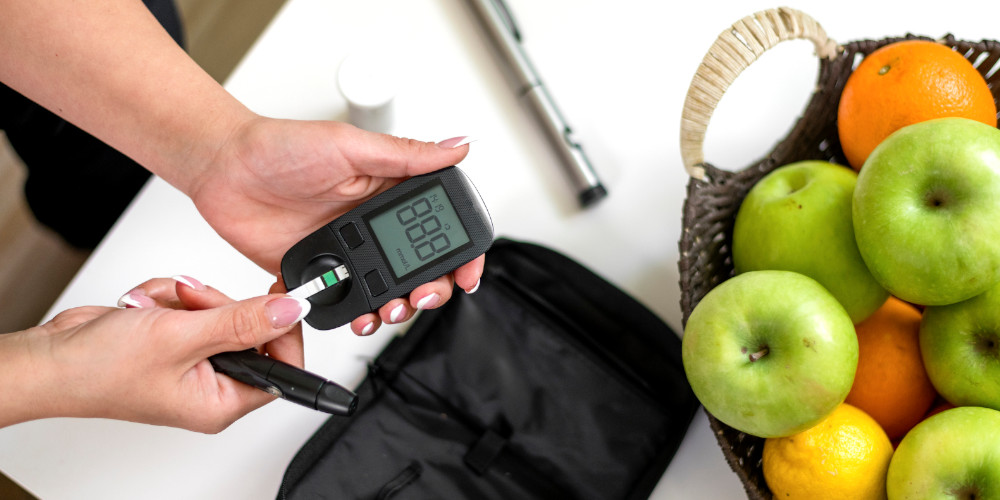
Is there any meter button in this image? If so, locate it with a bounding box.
[338,223,365,249]
[364,270,389,296]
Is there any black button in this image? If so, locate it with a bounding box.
[365,270,389,297]
[339,223,364,249]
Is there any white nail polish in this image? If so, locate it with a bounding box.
[291,297,312,324]
[361,322,375,335]
[437,136,477,148]
[416,293,439,310]
[465,279,481,294]
[389,303,406,323]
[171,275,197,289]
[117,293,143,308]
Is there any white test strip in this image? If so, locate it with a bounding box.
[287,265,351,300]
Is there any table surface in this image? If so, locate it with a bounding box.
[2,1,996,498]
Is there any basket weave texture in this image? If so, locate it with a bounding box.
[678,34,1000,500]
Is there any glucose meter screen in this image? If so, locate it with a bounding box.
[366,182,471,279]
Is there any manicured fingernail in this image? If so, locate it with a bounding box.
[172,275,206,291]
[416,293,440,310]
[360,322,375,336]
[266,297,312,328]
[389,303,406,323]
[436,136,475,148]
[465,279,481,294]
[117,289,155,308]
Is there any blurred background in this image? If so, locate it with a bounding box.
[0,1,285,497]
[0,0,285,335]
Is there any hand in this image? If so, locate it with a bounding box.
[189,117,485,335]
[0,0,484,335]
[0,277,309,433]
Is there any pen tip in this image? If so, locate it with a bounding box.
[579,184,608,208]
[316,383,359,416]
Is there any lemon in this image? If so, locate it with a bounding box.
[762,403,893,500]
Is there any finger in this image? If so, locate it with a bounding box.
[339,126,472,179]
[116,276,216,310]
[260,327,305,367]
[182,294,311,358]
[453,254,486,294]
[409,274,455,312]
[375,273,457,327]
[379,297,412,326]
[269,276,288,294]
[351,313,380,336]
[117,279,171,309]
[259,275,304,364]
[172,275,235,310]
[191,359,275,432]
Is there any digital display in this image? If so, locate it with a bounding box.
[365,182,471,279]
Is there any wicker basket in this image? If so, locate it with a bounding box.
[677,7,1000,499]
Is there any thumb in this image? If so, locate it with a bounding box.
[188,294,311,356]
[343,127,472,178]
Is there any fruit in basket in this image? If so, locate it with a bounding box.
[733,160,888,323]
[763,403,893,500]
[681,270,858,438]
[923,399,955,419]
[837,39,997,170]
[853,117,1000,306]
[887,406,1000,499]
[845,297,937,441]
[920,281,1000,410]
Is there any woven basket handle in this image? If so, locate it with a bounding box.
[679,7,839,180]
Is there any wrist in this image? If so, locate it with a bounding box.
[0,328,59,427]
[150,104,261,198]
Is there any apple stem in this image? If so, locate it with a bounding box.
[748,347,769,362]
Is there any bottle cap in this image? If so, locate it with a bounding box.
[337,50,397,134]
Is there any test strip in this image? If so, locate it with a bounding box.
[287,265,351,300]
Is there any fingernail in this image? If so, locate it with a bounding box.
[389,303,406,323]
[465,279,481,294]
[416,293,440,310]
[266,296,312,328]
[117,289,155,308]
[172,275,206,291]
[360,322,375,336]
[436,136,475,148]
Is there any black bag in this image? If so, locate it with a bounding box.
[277,238,698,499]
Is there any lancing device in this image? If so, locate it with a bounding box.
[209,350,358,416]
[281,166,493,330]
[466,0,607,207]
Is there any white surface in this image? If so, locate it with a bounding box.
[1,1,996,498]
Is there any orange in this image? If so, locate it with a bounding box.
[762,403,893,500]
[844,296,937,441]
[837,39,997,170]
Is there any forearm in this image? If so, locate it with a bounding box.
[0,0,255,195]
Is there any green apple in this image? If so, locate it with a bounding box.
[920,280,1000,410]
[853,117,1000,306]
[733,160,888,323]
[682,270,858,438]
[887,406,1000,499]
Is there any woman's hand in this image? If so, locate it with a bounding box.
[0,277,308,433]
[189,118,485,335]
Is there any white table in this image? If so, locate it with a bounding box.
[1,1,995,498]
